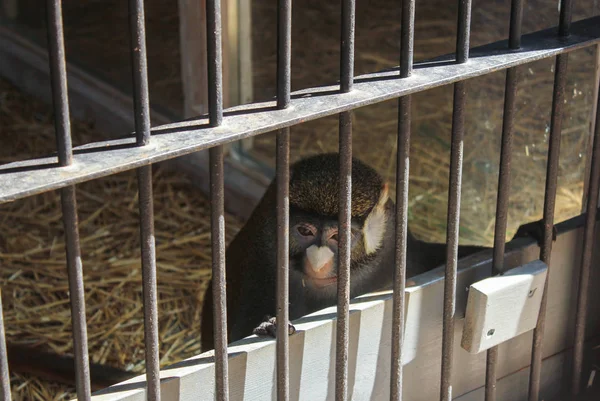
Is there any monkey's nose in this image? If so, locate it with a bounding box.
[306,245,335,275]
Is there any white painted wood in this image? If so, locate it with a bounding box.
[86,219,600,401]
[461,260,548,354]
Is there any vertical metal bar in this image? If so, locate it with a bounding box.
[137,165,161,401]
[276,0,292,400]
[0,292,12,401]
[572,85,600,395]
[210,146,228,401]
[275,128,290,401]
[207,0,224,127]
[336,1,355,400]
[485,1,524,400]
[60,186,92,401]
[336,111,352,401]
[46,0,72,167]
[277,0,291,110]
[128,1,161,399]
[129,0,152,146]
[207,1,227,398]
[340,0,355,93]
[441,1,472,400]
[47,1,92,399]
[390,0,415,399]
[528,1,572,399]
[455,0,472,64]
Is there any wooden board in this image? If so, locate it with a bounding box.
[461,260,548,354]
[86,216,600,401]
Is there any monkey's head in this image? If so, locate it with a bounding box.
[287,153,391,299]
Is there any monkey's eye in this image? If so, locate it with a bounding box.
[296,224,316,237]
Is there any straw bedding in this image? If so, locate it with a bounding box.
[0,78,242,400]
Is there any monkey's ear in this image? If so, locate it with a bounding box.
[363,183,389,255]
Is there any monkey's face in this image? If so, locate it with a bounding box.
[288,197,389,300]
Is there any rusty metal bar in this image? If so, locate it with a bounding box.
[528,1,572,399]
[485,0,524,399]
[129,0,152,146]
[207,0,228,399]
[60,186,92,401]
[455,0,472,63]
[572,84,600,395]
[441,0,472,399]
[210,146,228,401]
[336,0,355,399]
[390,0,415,399]
[275,127,290,401]
[1,18,599,205]
[128,1,161,399]
[46,0,72,166]
[137,166,161,401]
[277,0,291,110]
[47,1,93,399]
[207,0,223,127]
[275,0,292,399]
[0,291,12,401]
[336,111,352,401]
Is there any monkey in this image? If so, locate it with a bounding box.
[200,153,488,351]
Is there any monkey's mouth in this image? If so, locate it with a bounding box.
[303,275,338,288]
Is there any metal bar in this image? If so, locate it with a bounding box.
[275,127,290,401]
[390,95,411,401]
[455,0,472,63]
[572,84,600,395]
[336,1,355,399]
[340,0,355,92]
[528,42,570,401]
[277,0,291,109]
[441,0,472,399]
[210,146,228,401]
[129,0,152,146]
[485,66,520,401]
[0,17,598,205]
[529,2,572,399]
[47,2,92,397]
[207,0,224,127]
[276,0,292,399]
[336,111,352,401]
[0,291,12,401]
[390,0,415,399]
[128,1,161,398]
[440,80,466,401]
[206,0,227,399]
[485,1,524,399]
[137,165,161,401]
[46,0,72,166]
[60,186,92,400]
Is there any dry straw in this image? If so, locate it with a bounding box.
[0,79,241,400]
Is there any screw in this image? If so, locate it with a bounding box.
[528,288,537,297]
[487,329,495,337]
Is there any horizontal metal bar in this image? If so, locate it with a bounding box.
[0,16,598,204]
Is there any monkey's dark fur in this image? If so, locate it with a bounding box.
[201,153,486,351]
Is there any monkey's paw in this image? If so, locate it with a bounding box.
[252,316,296,338]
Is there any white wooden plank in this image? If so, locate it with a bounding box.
[86,219,600,401]
[461,260,548,354]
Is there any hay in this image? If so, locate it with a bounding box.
[249,0,598,246]
[7,0,595,246]
[0,78,242,400]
